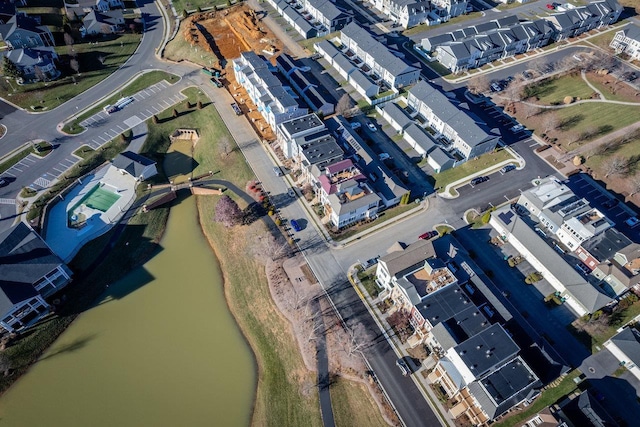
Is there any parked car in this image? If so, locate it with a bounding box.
[273,166,283,177]
[625,216,640,228]
[546,3,555,9]
[490,82,503,92]
[230,102,242,115]
[470,176,489,186]
[510,124,524,132]
[367,122,377,132]
[290,219,301,232]
[522,70,533,80]
[396,358,410,376]
[379,153,391,161]
[0,177,8,187]
[350,121,361,130]
[419,230,438,240]
[602,198,619,209]
[500,164,516,174]
[287,188,296,198]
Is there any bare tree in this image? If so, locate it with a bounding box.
[522,103,540,119]
[541,114,558,135]
[344,323,368,356]
[63,32,74,52]
[34,66,47,83]
[70,58,80,75]
[629,174,640,196]
[466,74,490,95]
[603,156,628,177]
[213,195,242,227]
[218,135,231,158]
[253,233,290,261]
[335,93,354,118]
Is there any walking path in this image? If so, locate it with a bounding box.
[581,70,604,99]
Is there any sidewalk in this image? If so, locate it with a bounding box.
[348,267,453,427]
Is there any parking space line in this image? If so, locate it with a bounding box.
[616,212,627,217]
[117,125,126,131]
[586,189,598,194]
[12,167,22,172]
[3,172,15,177]
[53,167,65,174]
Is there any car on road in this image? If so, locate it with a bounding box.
[287,188,296,198]
[418,230,438,240]
[273,166,284,177]
[350,121,361,130]
[367,122,377,132]
[546,3,555,9]
[290,219,301,232]
[625,216,640,228]
[470,176,489,186]
[602,198,619,209]
[379,153,391,161]
[500,164,516,174]
[396,358,410,376]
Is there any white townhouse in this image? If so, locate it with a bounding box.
[610,24,640,61]
[233,51,307,130]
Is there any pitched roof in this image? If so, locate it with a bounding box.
[0,223,64,313]
[429,147,454,167]
[341,23,418,78]
[581,227,632,263]
[383,103,413,130]
[609,327,640,367]
[315,39,341,59]
[308,0,346,21]
[379,239,435,278]
[4,46,56,67]
[493,206,614,313]
[112,151,156,177]
[349,68,376,90]
[621,24,640,41]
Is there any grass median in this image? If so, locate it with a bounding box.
[434,148,514,194]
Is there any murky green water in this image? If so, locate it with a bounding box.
[0,197,255,426]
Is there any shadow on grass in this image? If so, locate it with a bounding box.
[38,334,98,362]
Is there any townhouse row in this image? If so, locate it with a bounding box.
[265,0,352,39]
[420,0,622,73]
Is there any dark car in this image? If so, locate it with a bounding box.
[470,176,489,186]
[602,198,619,209]
[500,164,516,174]
[0,177,8,187]
[290,219,301,232]
[396,358,410,376]
[419,230,438,240]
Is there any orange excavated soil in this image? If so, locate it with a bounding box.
[182,4,283,142]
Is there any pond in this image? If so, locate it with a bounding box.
[0,197,256,426]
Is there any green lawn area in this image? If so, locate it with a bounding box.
[0,34,142,110]
[62,70,179,134]
[426,60,452,78]
[73,146,96,160]
[173,0,229,12]
[357,267,381,299]
[163,19,220,67]
[493,370,581,427]
[584,133,640,176]
[331,378,389,427]
[587,30,616,49]
[434,149,514,193]
[584,77,639,102]
[298,31,339,53]
[0,146,37,174]
[523,74,595,105]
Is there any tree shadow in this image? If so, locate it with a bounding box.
[558,114,584,130]
[38,334,97,362]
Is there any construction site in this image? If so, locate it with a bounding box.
[179,4,287,141]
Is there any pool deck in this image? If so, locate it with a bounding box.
[45,165,137,262]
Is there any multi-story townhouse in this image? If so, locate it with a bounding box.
[340,23,420,88]
[302,0,352,33]
[546,0,621,41]
[277,113,326,157]
[0,13,54,49]
[1,223,73,334]
[407,81,499,161]
[610,24,640,60]
[233,51,307,130]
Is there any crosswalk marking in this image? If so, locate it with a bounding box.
[34,177,51,188]
[0,198,14,205]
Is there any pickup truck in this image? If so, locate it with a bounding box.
[202,67,221,78]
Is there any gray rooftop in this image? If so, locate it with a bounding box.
[341,23,418,78]
[428,147,454,167]
[297,132,343,165]
[0,223,64,314]
[308,0,346,21]
[621,23,640,41]
[279,113,325,137]
[454,323,519,378]
[609,327,640,367]
[405,124,436,154]
[383,103,413,130]
[379,239,435,278]
[112,151,156,178]
[349,68,376,91]
[315,39,341,59]
[581,227,632,263]
[493,207,614,313]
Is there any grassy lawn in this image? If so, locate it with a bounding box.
[331,378,389,427]
[163,19,220,67]
[584,77,639,102]
[523,74,595,105]
[72,146,96,160]
[0,146,36,174]
[298,31,339,53]
[569,299,640,353]
[587,30,616,49]
[173,0,229,12]
[434,148,514,193]
[493,370,581,427]
[583,132,640,175]
[357,267,381,299]
[0,34,142,111]
[427,61,453,78]
[62,70,179,133]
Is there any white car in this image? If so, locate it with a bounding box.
[510,124,524,132]
[367,122,377,132]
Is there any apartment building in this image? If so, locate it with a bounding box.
[610,24,640,60]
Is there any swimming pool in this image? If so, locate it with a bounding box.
[68,183,120,226]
